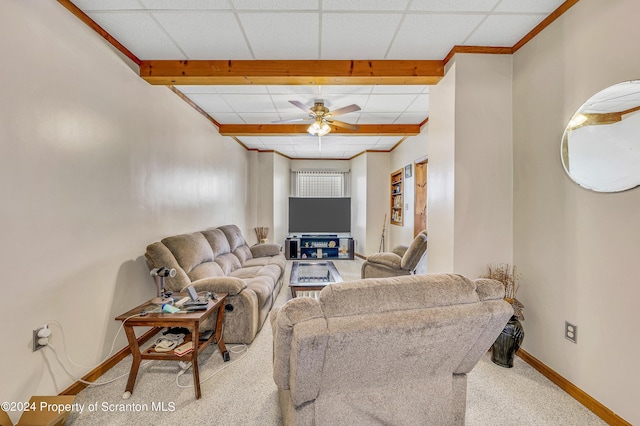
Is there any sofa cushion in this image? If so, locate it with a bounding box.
[245,275,275,308]
[245,253,286,273]
[201,229,231,257]
[187,261,225,281]
[233,245,253,264]
[320,273,480,318]
[229,266,263,279]
[218,224,246,251]
[257,264,282,284]
[215,253,242,275]
[250,243,281,258]
[161,233,214,274]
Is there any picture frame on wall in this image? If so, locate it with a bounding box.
[405,164,412,178]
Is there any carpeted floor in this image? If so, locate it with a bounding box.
[65,259,605,425]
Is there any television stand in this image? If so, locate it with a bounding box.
[285,234,354,260]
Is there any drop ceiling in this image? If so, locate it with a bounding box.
[65,0,570,159]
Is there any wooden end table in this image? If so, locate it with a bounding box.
[115,292,229,399]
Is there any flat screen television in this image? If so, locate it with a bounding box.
[289,197,351,233]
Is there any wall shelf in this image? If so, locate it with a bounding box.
[391,169,404,226]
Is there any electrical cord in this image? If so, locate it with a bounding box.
[175,344,249,389]
[46,344,154,386]
[44,314,152,386]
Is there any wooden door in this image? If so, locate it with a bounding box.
[414,159,427,237]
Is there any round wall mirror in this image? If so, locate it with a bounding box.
[561,80,640,192]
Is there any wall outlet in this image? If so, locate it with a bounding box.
[565,321,578,344]
[33,326,50,351]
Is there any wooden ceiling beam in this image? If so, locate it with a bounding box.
[218,123,421,136]
[139,60,444,85]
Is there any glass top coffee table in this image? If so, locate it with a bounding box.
[289,261,343,298]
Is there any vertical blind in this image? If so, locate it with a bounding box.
[291,170,351,197]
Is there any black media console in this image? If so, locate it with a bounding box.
[285,234,354,260]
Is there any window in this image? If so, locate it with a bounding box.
[291,170,350,197]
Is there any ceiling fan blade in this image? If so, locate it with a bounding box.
[328,104,361,117]
[271,117,313,123]
[289,100,312,113]
[328,120,360,131]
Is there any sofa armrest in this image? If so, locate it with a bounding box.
[250,243,282,258]
[365,252,403,269]
[272,298,323,391]
[183,276,247,296]
[473,278,506,301]
[391,245,409,258]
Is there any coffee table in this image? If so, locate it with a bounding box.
[289,261,342,298]
[115,292,229,399]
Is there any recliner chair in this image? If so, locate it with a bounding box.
[270,273,512,425]
[361,230,427,278]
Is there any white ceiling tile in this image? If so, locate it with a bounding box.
[405,94,429,113]
[210,113,244,124]
[364,94,418,112]
[357,113,401,124]
[185,94,234,112]
[372,85,427,94]
[410,0,499,12]
[386,14,486,59]
[466,14,545,46]
[238,13,319,59]
[153,12,252,59]
[213,85,269,94]
[71,0,145,11]
[221,94,276,112]
[379,136,405,145]
[237,112,282,123]
[322,0,410,11]
[395,112,428,124]
[494,0,565,14]
[140,0,231,9]
[342,136,382,145]
[319,86,374,95]
[86,12,186,59]
[231,0,318,10]
[175,85,218,94]
[263,138,296,146]
[267,86,324,95]
[321,13,403,59]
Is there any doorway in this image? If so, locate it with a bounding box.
[414,158,427,237]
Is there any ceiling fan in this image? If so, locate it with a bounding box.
[273,100,361,136]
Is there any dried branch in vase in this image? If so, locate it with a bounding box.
[254,227,269,243]
[483,263,524,321]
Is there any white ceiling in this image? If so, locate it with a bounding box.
[69,0,567,158]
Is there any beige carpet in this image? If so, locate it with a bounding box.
[65,259,605,425]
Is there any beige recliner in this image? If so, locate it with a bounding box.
[361,230,427,278]
[270,273,512,425]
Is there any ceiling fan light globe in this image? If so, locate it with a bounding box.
[307,121,322,135]
[318,122,331,136]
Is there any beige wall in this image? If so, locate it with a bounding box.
[512,0,640,423]
[427,63,457,272]
[273,154,291,246]
[350,154,368,254]
[428,54,513,277]
[0,1,251,415]
[365,153,391,255]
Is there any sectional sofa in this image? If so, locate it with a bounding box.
[145,224,286,343]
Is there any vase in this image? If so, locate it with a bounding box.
[491,316,524,368]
